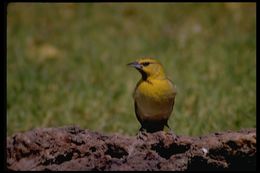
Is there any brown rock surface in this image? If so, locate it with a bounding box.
[7,126,256,171]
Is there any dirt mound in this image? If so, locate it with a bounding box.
[7,126,256,171]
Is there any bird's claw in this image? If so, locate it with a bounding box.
[136,130,148,140]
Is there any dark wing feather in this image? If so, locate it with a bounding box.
[134,100,143,125]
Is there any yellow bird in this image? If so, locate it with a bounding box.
[128,58,177,133]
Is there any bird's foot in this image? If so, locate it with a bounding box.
[136,130,148,140]
[166,129,178,141]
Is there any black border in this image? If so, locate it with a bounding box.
[2,1,257,172]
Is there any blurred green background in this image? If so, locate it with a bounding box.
[7,3,256,136]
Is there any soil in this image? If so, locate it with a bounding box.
[7,126,256,171]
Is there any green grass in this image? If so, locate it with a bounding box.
[7,3,256,136]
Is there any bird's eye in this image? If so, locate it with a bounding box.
[142,62,150,66]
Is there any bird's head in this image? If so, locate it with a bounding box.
[127,58,166,80]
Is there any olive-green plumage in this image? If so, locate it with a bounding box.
[128,58,177,132]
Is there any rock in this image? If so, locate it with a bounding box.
[7,126,256,171]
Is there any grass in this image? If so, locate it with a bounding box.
[7,3,256,136]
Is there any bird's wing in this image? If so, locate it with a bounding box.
[170,99,175,116]
[167,78,177,95]
[134,100,142,124]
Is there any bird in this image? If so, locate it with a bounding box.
[127,58,177,133]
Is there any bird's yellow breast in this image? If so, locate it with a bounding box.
[134,78,176,121]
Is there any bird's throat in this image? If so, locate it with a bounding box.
[138,69,148,81]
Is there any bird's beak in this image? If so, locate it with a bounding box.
[127,61,142,70]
